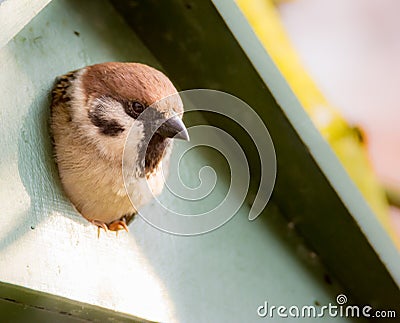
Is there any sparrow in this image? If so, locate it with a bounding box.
[50,62,189,234]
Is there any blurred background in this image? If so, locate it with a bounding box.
[274,0,400,236]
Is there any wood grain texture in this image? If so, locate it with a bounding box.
[0,0,52,49]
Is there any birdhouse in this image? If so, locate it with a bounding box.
[1,0,399,322]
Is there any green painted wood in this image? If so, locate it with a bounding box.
[0,281,151,322]
[0,0,396,322]
[110,0,400,320]
[0,0,52,49]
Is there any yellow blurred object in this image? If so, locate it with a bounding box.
[236,0,399,246]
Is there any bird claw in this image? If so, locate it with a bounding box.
[108,220,129,234]
[91,220,108,238]
[90,218,129,237]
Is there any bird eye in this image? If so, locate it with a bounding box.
[133,101,145,113]
[124,101,146,118]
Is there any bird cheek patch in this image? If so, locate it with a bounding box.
[88,99,125,137]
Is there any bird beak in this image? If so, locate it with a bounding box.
[156,115,190,141]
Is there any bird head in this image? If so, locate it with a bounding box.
[68,62,189,175]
